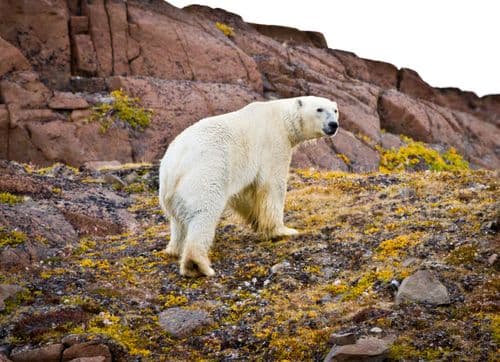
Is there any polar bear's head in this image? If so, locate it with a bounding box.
[295,96,339,141]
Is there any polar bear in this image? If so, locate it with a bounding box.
[159,96,339,277]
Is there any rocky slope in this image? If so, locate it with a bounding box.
[0,0,498,170]
[0,162,498,361]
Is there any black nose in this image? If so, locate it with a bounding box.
[328,122,338,131]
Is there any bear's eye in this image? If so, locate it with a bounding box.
[334,109,338,114]
[316,108,324,113]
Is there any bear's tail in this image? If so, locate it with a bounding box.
[159,183,169,217]
[158,160,172,217]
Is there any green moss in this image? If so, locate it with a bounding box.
[0,228,27,248]
[123,182,146,194]
[92,89,152,133]
[390,338,452,360]
[71,312,152,357]
[2,289,32,314]
[489,314,500,344]
[0,192,23,205]
[35,163,79,175]
[158,292,188,309]
[446,244,478,265]
[378,136,469,172]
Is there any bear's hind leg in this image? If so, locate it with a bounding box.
[180,211,222,277]
[165,217,185,257]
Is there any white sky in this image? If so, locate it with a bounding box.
[169,0,500,97]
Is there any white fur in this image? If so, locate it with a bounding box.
[159,96,339,277]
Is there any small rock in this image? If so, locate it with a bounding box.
[488,253,498,266]
[0,354,12,362]
[329,332,356,346]
[67,357,106,362]
[0,345,10,356]
[103,174,125,187]
[399,187,415,199]
[10,344,63,362]
[61,334,87,347]
[481,220,499,234]
[0,284,24,311]
[62,342,111,362]
[319,294,333,304]
[124,172,139,185]
[83,161,122,171]
[370,327,383,334]
[352,308,391,323]
[402,257,418,267]
[324,337,390,362]
[158,308,213,338]
[70,109,92,122]
[270,261,290,274]
[49,91,89,110]
[396,270,450,305]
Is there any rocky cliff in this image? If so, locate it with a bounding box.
[0,0,498,170]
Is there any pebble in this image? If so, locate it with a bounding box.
[270,261,290,274]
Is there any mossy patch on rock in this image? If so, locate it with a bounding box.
[0,228,27,248]
[378,136,469,172]
[91,89,152,133]
[0,192,23,205]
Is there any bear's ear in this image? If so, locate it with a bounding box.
[297,99,303,108]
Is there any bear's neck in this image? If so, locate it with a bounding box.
[283,110,304,147]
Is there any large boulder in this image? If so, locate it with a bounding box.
[0,0,71,88]
[126,0,262,92]
[0,36,31,78]
[396,270,450,305]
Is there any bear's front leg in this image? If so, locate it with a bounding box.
[256,178,299,238]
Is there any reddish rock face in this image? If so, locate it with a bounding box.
[0,0,71,89]
[0,36,31,78]
[0,0,498,170]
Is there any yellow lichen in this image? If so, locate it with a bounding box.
[378,136,469,172]
[337,153,351,165]
[160,293,188,308]
[79,258,111,271]
[374,233,421,260]
[0,228,27,248]
[215,22,234,37]
[0,192,23,205]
